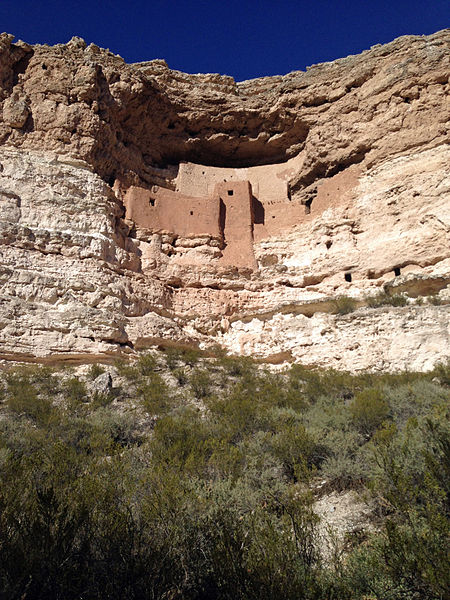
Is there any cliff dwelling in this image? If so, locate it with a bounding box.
[123,154,318,270]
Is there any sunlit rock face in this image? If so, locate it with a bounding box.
[0,30,448,370]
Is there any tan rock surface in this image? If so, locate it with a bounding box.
[0,31,448,369]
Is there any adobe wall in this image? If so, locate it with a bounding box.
[176,155,303,202]
[123,155,353,271]
[213,181,256,270]
[124,185,220,238]
[175,154,324,241]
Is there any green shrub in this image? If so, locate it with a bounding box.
[217,354,255,377]
[139,372,172,414]
[63,377,87,408]
[91,390,114,409]
[172,367,188,385]
[87,363,105,380]
[431,360,450,386]
[113,358,140,382]
[137,352,157,375]
[332,296,357,315]
[270,421,321,481]
[179,348,203,367]
[367,417,450,599]
[388,294,408,307]
[5,372,55,424]
[289,364,355,403]
[164,347,202,370]
[190,368,212,398]
[349,388,390,435]
[366,291,407,308]
[88,408,139,447]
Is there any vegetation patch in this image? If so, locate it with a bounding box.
[0,356,448,599]
[366,291,408,308]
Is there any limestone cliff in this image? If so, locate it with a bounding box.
[0,30,448,370]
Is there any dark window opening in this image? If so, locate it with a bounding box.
[149,198,155,207]
[305,199,312,215]
[190,210,193,216]
[394,267,401,276]
[227,190,234,196]
[219,199,227,242]
[345,273,352,283]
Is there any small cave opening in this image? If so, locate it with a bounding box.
[107,173,116,187]
[227,190,234,196]
[305,198,312,215]
[12,50,34,86]
[149,198,155,207]
[190,210,194,216]
[345,272,352,283]
[394,267,401,277]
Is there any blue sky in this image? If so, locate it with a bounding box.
[1,0,448,80]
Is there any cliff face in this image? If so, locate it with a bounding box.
[0,30,449,370]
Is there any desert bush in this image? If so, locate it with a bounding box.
[431,359,450,386]
[217,354,255,377]
[270,420,322,481]
[137,352,158,375]
[91,390,114,409]
[149,409,214,476]
[366,417,450,599]
[164,347,202,370]
[113,358,140,382]
[349,387,390,436]
[332,295,357,315]
[289,364,356,403]
[190,367,213,398]
[87,363,105,380]
[63,376,88,408]
[172,366,188,385]
[5,372,55,425]
[384,379,449,425]
[0,352,448,599]
[139,372,172,414]
[320,439,371,490]
[88,407,140,448]
[366,291,407,308]
[388,294,408,307]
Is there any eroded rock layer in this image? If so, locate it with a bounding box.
[0,30,449,370]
